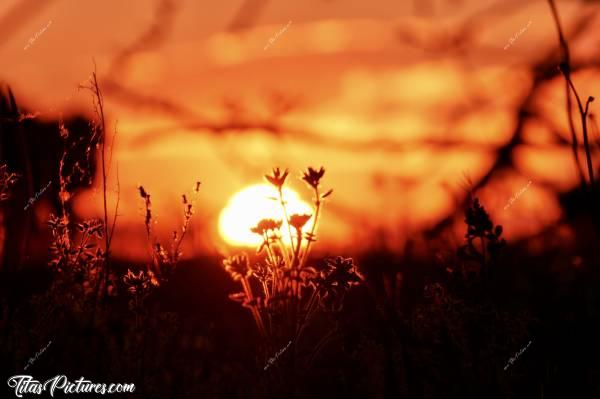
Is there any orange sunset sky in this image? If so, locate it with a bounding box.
[1,0,599,259]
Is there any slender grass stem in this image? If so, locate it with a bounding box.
[278,188,295,264]
[565,78,595,184]
[300,187,321,269]
[565,80,587,188]
[91,71,111,300]
[242,277,267,339]
[549,0,595,186]
[262,232,277,268]
[262,281,270,301]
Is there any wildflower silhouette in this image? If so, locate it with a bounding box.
[302,166,325,189]
[457,198,506,282]
[135,182,200,279]
[250,218,283,235]
[222,166,362,370]
[265,167,289,189]
[123,182,200,325]
[289,213,312,231]
[123,269,159,295]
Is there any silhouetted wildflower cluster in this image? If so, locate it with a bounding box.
[56,120,100,207]
[457,197,506,280]
[47,214,106,296]
[135,182,200,279]
[121,182,201,313]
[123,269,159,312]
[46,120,111,303]
[223,167,362,367]
[311,256,362,311]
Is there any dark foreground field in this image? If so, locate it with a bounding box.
[2,206,600,398]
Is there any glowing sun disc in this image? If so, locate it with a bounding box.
[219,184,313,247]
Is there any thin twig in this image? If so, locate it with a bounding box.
[278,188,295,264]
[548,0,586,185]
[108,162,120,247]
[548,0,595,185]
[564,79,587,187]
[299,187,321,270]
[90,64,112,299]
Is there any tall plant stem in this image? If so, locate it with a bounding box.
[566,79,595,184]
[92,70,111,300]
[565,80,586,188]
[300,187,321,269]
[548,0,595,185]
[242,277,267,339]
[262,232,277,267]
[278,187,295,265]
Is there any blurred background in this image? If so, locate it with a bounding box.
[1,0,600,261]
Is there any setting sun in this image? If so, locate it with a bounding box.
[218,184,314,247]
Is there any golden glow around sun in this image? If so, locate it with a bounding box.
[219,184,314,247]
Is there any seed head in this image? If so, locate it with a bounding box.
[138,185,149,199]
